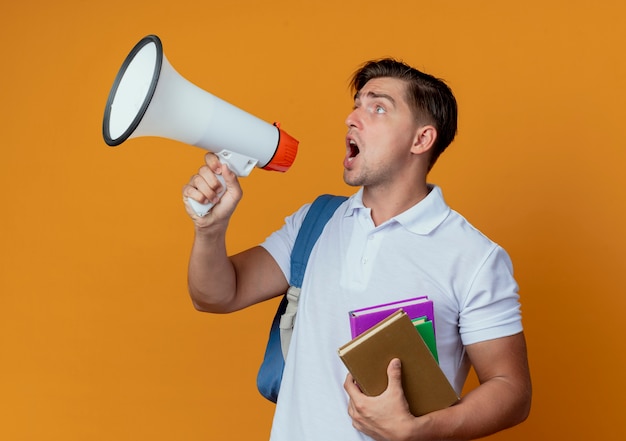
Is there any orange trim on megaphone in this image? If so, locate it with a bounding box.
[262,123,299,172]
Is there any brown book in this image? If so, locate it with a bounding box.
[338,309,459,416]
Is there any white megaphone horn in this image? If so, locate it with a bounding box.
[102,34,299,216]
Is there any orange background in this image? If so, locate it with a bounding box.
[1,1,625,439]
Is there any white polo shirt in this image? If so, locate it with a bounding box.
[261,185,522,441]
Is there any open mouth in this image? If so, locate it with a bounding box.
[347,138,360,159]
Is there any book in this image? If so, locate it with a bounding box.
[412,316,438,363]
[349,296,435,339]
[338,310,459,416]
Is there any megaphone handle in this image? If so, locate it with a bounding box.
[187,174,226,217]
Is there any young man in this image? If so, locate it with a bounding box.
[182,59,531,440]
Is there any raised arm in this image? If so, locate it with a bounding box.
[183,153,288,313]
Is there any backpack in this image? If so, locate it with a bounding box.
[256,194,347,403]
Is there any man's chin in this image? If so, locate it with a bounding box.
[343,171,361,187]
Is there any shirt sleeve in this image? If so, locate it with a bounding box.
[458,245,523,345]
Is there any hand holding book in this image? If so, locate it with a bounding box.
[338,309,458,416]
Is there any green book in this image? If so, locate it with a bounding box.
[412,316,439,363]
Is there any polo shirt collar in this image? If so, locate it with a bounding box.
[345,185,451,235]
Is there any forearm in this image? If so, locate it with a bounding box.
[187,224,237,313]
[409,375,531,440]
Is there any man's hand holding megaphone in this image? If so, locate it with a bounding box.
[182,153,243,227]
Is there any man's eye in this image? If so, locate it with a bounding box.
[375,105,385,114]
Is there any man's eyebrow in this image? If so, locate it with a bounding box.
[354,90,397,106]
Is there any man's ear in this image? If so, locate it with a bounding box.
[411,125,437,155]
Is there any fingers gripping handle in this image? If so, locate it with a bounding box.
[187,173,226,217]
[187,151,257,217]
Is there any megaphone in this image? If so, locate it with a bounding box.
[102,34,299,216]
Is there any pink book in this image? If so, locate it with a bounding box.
[349,296,435,339]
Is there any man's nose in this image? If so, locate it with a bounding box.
[345,108,360,128]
